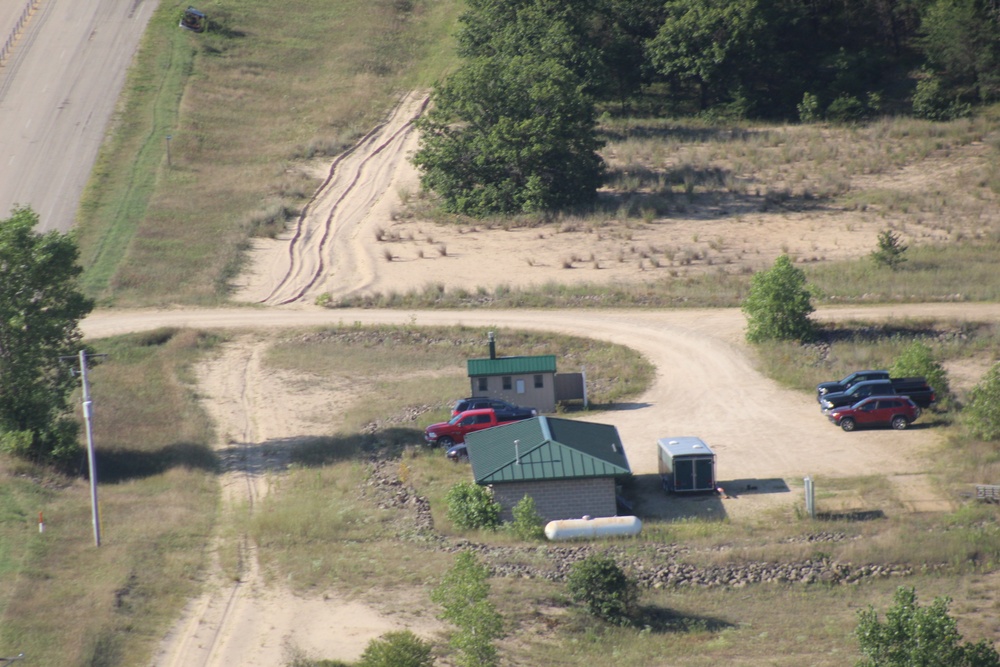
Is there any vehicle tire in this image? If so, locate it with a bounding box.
[840,417,856,432]
[891,415,908,430]
[438,436,454,448]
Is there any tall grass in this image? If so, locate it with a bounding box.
[76,0,463,306]
[0,329,219,665]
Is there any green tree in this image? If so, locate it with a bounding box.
[647,0,767,111]
[855,586,1000,667]
[566,553,638,626]
[919,0,1000,105]
[0,207,94,463]
[871,229,909,270]
[445,481,501,531]
[431,551,504,667]
[964,362,1000,441]
[506,494,545,540]
[741,254,815,343]
[358,630,434,667]
[891,341,951,408]
[413,52,604,216]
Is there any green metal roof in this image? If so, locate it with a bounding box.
[466,416,631,484]
[467,355,557,377]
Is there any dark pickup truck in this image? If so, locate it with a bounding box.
[817,370,890,402]
[819,377,936,411]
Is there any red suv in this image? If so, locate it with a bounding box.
[826,395,921,432]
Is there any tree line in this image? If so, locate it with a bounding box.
[415,0,1000,215]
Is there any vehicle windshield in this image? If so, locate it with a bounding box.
[448,413,464,425]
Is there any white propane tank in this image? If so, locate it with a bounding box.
[544,515,642,541]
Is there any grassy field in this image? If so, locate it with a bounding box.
[75,0,463,306]
[0,329,219,666]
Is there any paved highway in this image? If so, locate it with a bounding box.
[0,0,158,232]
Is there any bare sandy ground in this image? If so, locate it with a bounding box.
[73,93,999,665]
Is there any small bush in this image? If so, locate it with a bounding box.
[741,254,815,343]
[855,586,1000,667]
[566,554,638,626]
[358,630,434,667]
[506,495,545,541]
[798,92,821,122]
[432,551,504,667]
[871,229,908,270]
[445,481,500,531]
[891,341,951,408]
[963,362,1000,441]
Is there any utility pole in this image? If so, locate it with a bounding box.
[62,351,107,547]
[80,350,101,547]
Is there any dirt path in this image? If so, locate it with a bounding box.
[151,336,441,666]
[234,91,428,305]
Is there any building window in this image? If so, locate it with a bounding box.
[477,377,488,391]
[534,374,543,388]
[502,376,512,390]
[516,379,525,394]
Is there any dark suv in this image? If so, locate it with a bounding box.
[451,397,537,418]
[826,396,921,431]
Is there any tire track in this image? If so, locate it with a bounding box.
[153,340,273,667]
[259,92,429,305]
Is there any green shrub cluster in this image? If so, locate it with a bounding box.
[445,481,500,531]
[566,554,638,626]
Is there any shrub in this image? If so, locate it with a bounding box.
[855,586,1000,667]
[431,551,504,667]
[506,495,545,540]
[912,72,971,121]
[798,92,821,123]
[963,362,1000,441]
[566,554,638,626]
[741,254,815,343]
[358,630,434,667]
[891,341,951,408]
[826,94,867,123]
[445,481,500,531]
[871,229,908,270]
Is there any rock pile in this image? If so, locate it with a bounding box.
[363,456,915,589]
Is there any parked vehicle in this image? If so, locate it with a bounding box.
[827,396,921,431]
[424,407,534,447]
[445,443,468,461]
[451,397,537,418]
[819,377,935,411]
[817,370,890,401]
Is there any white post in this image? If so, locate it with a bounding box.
[804,475,815,519]
[80,351,101,547]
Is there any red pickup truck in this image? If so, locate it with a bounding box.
[424,408,533,447]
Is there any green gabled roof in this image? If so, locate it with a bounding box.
[466,416,631,484]
[467,355,557,377]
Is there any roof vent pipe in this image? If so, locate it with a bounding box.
[514,439,520,465]
[488,331,496,360]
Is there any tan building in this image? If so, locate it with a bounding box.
[466,354,558,413]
